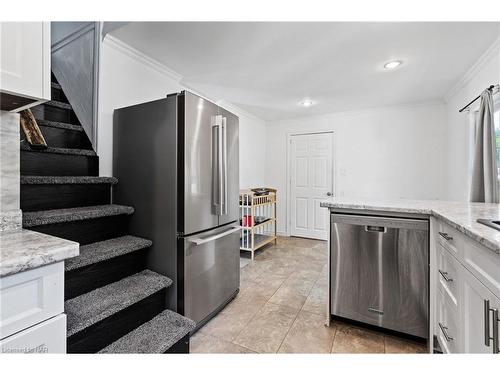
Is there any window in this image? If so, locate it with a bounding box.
[496,108,500,180]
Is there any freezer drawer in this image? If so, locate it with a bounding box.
[330,214,429,338]
[181,224,240,325]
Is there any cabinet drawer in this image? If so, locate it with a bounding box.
[436,219,500,300]
[0,262,64,339]
[436,289,462,353]
[462,237,500,300]
[0,314,66,353]
[435,220,463,258]
[437,243,461,308]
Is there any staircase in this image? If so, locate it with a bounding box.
[20,73,195,353]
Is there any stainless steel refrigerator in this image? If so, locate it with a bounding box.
[113,91,240,329]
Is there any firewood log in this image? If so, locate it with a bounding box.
[20,109,47,150]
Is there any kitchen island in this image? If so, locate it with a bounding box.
[321,198,500,354]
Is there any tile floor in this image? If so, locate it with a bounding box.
[191,236,427,354]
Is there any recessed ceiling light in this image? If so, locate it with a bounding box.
[299,99,314,107]
[383,60,403,70]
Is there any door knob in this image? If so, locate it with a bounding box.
[326,192,333,197]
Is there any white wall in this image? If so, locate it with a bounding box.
[97,36,267,189]
[238,115,267,189]
[266,103,448,234]
[218,101,267,189]
[98,36,183,177]
[443,38,500,201]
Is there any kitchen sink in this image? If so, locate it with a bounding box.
[477,219,500,231]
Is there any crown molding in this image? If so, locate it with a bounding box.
[102,35,266,124]
[216,99,266,124]
[444,36,500,103]
[103,35,183,83]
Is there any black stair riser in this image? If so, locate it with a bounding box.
[65,250,148,300]
[67,289,166,353]
[50,86,69,104]
[21,184,111,212]
[37,125,92,149]
[21,150,98,176]
[31,104,79,124]
[165,333,190,354]
[29,215,130,245]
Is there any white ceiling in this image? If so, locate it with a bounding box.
[111,22,500,121]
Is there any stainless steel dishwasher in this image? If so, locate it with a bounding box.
[330,213,429,338]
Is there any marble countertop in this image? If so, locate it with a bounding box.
[320,198,500,255]
[0,229,79,277]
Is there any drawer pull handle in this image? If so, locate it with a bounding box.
[438,269,453,282]
[484,300,500,354]
[494,309,499,354]
[485,300,490,347]
[368,307,384,315]
[438,322,454,342]
[439,232,453,241]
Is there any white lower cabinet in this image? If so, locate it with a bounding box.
[0,262,66,354]
[436,289,462,353]
[432,218,500,354]
[0,314,66,354]
[462,269,500,353]
[0,262,64,339]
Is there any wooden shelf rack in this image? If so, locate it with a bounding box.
[239,188,277,260]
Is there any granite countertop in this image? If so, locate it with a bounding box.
[320,198,500,255]
[0,229,79,277]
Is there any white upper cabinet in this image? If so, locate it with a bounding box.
[0,22,51,110]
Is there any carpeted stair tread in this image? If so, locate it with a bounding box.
[23,204,134,227]
[45,100,72,110]
[99,310,195,353]
[20,143,96,156]
[51,82,62,90]
[65,235,152,272]
[21,176,118,185]
[65,270,172,337]
[36,119,83,132]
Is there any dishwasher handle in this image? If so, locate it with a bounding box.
[331,213,429,231]
[365,225,387,233]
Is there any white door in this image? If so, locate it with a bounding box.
[290,132,333,240]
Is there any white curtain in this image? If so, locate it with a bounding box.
[470,90,498,203]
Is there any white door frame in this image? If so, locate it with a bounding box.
[285,130,336,237]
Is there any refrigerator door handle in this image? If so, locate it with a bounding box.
[211,123,218,212]
[222,116,228,215]
[217,115,224,215]
[212,115,224,215]
[187,226,241,245]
